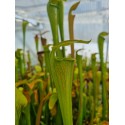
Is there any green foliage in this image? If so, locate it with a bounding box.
[68,1,80,57]
[49,40,90,125]
[49,93,58,110]
[22,21,29,72]
[15,1,109,125]
[98,32,108,120]
[76,49,84,125]
[15,88,28,125]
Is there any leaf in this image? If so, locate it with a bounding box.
[34,34,39,52]
[91,53,98,117]
[69,1,80,14]
[68,1,80,57]
[43,44,52,74]
[50,104,57,116]
[15,88,28,108]
[49,93,58,110]
[22,104,31,125]
[76,49,84,125]
[99,32,108,37]
[34,65,42,72]
[15,88,28,125]
[15,58,19,82]
[91,53,98,61]
[98,32,108,63]
[22,20,29,72]
[49,40,91,125]
[15,49,25,78]
[98,32,109,120]
[15,79,28,87]
[15,49,23,59]
[52,39,91,52]
[29,79,43,90]
[22,21,29,33]
[74,67,78,81]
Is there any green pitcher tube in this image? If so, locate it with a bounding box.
[47,0,66,57]
[58,0,65,57]
[76,49,84,125]
[68,1,80,58]
[34,34,39,53]
[15,58,19,82]
[91,53,98,117]
[22,21,29,72]
[47,0,60,57]
[49,40,91,125]
[98,32,108,120]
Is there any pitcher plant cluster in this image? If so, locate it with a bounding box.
[15,0,109,125]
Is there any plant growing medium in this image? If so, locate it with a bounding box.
[15,0,109,125]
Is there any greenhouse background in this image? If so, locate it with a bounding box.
[15,0,109,65]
